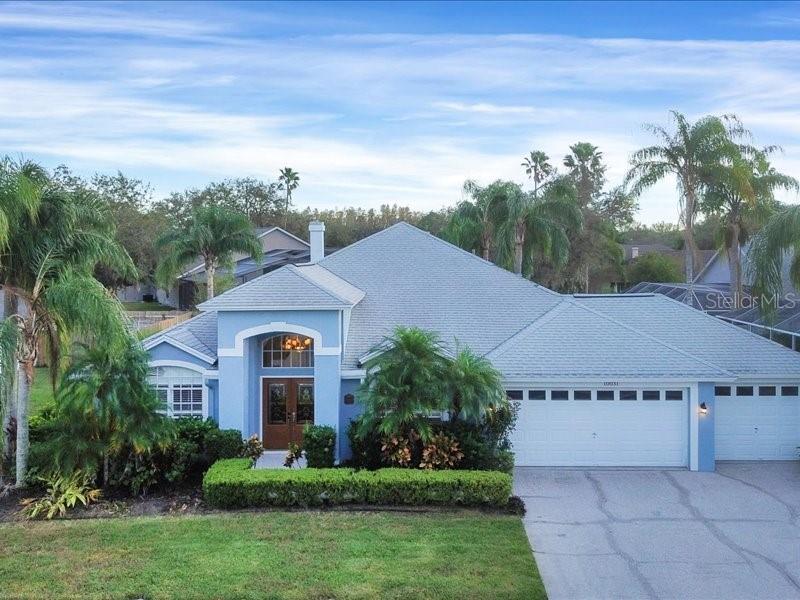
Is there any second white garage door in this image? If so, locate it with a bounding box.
[510,387,689,467]
[715,385,800,460]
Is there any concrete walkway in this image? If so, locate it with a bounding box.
[515,462,800,600]
[254,450,306,469]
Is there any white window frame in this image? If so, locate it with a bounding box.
[148,362,208,419]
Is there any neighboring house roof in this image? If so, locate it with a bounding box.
[143,310,218,363]
[575,293,800,378]
[197,264,357,311]
[625,281,734,313]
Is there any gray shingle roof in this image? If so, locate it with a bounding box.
[197,264,353,311]
[146,222,800,381]
[575,293,800,378]
[318,222,564,369]
[144,310,218,361]
[488,299,728,379]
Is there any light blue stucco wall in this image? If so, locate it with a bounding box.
[338,378,364,461]
[216,309,343,446]
[147,341,212,369]
[206,378,219,422]
[697,382,716,472]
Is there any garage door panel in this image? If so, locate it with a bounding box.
[511,389,688,467]
[715,392,800,460]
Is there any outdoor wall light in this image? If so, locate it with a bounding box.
[699,402,708,415]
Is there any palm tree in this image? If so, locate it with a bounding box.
[0,157,45,249]
[702,148,798,306]
[1,176,135,486]
[53,338,174,485]
[357,326,448,442]
[563,143,606,207]
[747,205,800,319]
[493,178,583,276]
[442,180,504,261]
[626,111,748,283]
[521,151,554,195]
[278,167,300,228]
[155,204,262,300]
[444,346,506,424]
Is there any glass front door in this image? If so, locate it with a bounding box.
[262,378,314,449]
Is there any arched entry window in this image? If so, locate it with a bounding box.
[262,334,314,368]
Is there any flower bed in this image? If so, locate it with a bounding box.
[203,459,512,509]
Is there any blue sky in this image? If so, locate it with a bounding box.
[1,1,800,223]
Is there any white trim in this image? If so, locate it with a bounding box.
[200,304,347,311]
[218,322,337,358]
[689,382,699,471]
[259,375,315,444]
[502,376,735,386]
[149,359,217,377]
[341,369,366,379]
[143,337,216,365]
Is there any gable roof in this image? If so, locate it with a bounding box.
[575,293,800,378]
[318,222,564,368]
[197,263,359,311]
[143,310,218,363]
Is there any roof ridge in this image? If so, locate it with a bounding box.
[323,221,562,298]
[318,221,409,265]
[571,296,732,376]
[485,300,572,359]
[287,264,354,305]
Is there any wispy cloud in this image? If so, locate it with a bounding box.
[0,3,799,222]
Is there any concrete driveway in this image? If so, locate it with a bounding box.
[514,462,800,600]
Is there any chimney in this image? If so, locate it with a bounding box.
[309,221,325,263]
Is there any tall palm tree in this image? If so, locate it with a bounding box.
[1,176,135,486]
[747,205,800,319]
[278,167,300,228]
[702,148,798,306]
[443,180,504,261]
[521,151,554,196]
[155,204,262,300]
[625,111,747,283]
[493,177,583,276]
[563,143,606,207]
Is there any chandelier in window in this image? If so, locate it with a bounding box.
[283,335,312,352]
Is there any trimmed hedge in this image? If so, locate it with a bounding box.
[203,459,512,509]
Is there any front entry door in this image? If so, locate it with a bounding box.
[262,378,314,449]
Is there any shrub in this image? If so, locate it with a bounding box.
[22,471,101,520]
[347,416,382,470]
[240,434,264,465]
[206,429,245,464]
[203,458,512,509]
[420,432,463,470]
[302,425,336,468]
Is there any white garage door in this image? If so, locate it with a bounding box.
[509,387,689,467]
[715,385,800,460]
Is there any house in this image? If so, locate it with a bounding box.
[143,221,800,471]
[118,225,314,309]
[629,244,800,350]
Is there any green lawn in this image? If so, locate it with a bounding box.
[122,301,175,311]
[0,511,544,600]
[29,367,54,416]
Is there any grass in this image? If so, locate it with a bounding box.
[122,301,175,311]
[0,511,544,600]
[29,367,54,416]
